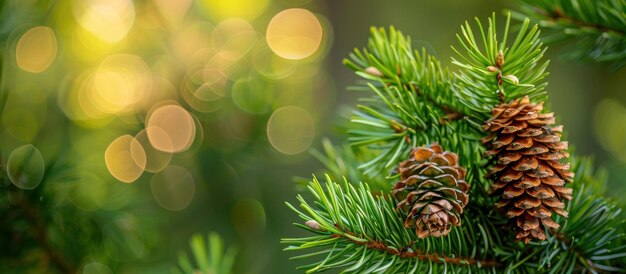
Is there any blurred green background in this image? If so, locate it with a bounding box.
[1,0,625,273]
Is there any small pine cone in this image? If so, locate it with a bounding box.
[483,96,574,244]
[392,143,470,239]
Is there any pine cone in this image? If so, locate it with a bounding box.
[482,96,574,244]
[392,143,470,239]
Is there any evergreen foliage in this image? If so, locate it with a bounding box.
[283,13,626,273]
[174,232,237,274]
[514,0,626,70]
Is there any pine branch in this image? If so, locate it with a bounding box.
[514,0,626,70]
[452,13,549,117]
[329,223,501,267]
[343,27,489,180]
[284,160,625,273]
[344,27,471,120]
[340,13,550,184]
[283,175,508,273]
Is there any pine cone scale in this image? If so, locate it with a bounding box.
[483,96,573,243]
[393,143,469,239]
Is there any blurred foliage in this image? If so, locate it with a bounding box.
[0,0,331,273]
[174,232,237,274]
[514,0,626,70]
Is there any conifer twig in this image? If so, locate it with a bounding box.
[546,8,625,36]
[330,224,502,267]
[514,0,626,69]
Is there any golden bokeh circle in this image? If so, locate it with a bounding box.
[266,106,315,155]
[266,9,323,60]
[212,18,257,56]
[134,129,173,173]
[146,104,196,153]
[199,0,269,21]
[105,135,146,183]
[16,26,57,73]
[73,0,136,44]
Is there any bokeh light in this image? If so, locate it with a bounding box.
[266,8,323,60]
[146,104,196,153]
[278,0,313,5]
[198,0,270,21]
[251,41,297,79]
[58,54,151,122]
[73,0,136,44]
[180,68,226,113]
[87,54,151,116]
[134,129,173,173]
[7,144,45,190]
[58,70,112,124]
[150,165,195,211]
[152,0,192,28]
[267,106,315,154]
[93,54,151,112]
[212,18,258,56]
[104,135,146,183]
[172,22,214,65]
[231,77,273,114]
[15,26,57,73]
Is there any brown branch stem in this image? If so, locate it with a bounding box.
[16,194,76,274]
[547,8,625,37]
[332,225,502,268]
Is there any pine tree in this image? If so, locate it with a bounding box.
[282,13,626,273]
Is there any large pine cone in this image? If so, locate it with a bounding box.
[392,143,470,239]
[483,96,574,244]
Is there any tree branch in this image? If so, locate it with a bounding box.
[365,67,468,124]
[332,224,502,268]
[546,7,625,37]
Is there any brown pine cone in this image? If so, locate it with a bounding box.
[482,96,574,244]
[392,143,470,239]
